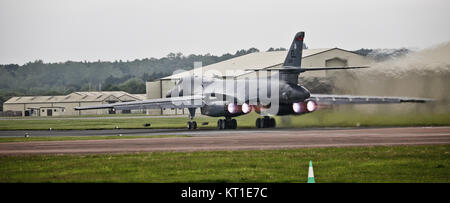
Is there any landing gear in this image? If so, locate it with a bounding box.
[187,121,197,130]
[256,116,276,128]
[187,108,197,130]
[217,117,237,129]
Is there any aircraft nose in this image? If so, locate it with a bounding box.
[166,86,183,98]
[165,90,172,98]
[166,87,176,98]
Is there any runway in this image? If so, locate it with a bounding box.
[0,126,449,155]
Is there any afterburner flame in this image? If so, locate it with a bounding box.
[242,103,252,114]
[306,100,317,112]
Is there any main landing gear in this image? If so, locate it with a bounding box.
[217,117,237,129]
[256,116,276,128]
[216,116,275,130]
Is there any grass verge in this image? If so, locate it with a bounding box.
[0,145,448,183]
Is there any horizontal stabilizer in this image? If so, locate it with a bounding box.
[309,94,434,104]
[299,66,370,72]
[245,66,369,73]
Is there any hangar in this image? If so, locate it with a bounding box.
[3,91,146,117]
[145,48,372,115]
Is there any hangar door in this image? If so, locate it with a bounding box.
[325,57,348,77]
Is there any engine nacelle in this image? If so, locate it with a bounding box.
[253,101,318,116]
[202,101,317,117]
[200,102,246,117]
[227,103,253,114]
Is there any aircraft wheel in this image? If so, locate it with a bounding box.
[217,119,223,130]
[256,118,261,128]
[218,118,237,130]
[187,121,198,130]
[256,117,276,128]
[269,118,276,128]
[231,119,237,129]
[263,117,270,128]
[222,119,227,129]
[223,119,228,129]
[218,119,227,129]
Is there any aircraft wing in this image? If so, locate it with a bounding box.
[74,95,204,111]
[309,94,433,105]
[245,66,370,73]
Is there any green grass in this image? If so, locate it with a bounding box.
[0,110,449,130]
[276,110,450,128]
[0,135,190,143]
[0,145,448,183]
[0,113,151,119]
[0,117,203,130]
[0,113,258,130]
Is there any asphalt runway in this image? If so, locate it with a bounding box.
[0,128,188,137]
[0,126,449,155]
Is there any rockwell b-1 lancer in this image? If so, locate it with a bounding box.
[75,32,432,129]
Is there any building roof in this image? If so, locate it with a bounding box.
[4,91,144,104]
[162,48,337,79]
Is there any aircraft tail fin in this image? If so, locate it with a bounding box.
[246,32,369,85]
[283,32,305,68]
[278,31,369,84]
[279,32,305,84]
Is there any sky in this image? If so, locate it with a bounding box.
[0,0,449,65]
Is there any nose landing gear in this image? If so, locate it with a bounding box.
[187,121,197,130]
[186,108,198,130]
[256,116,276,128]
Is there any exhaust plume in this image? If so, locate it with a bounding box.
[332,42,450,113]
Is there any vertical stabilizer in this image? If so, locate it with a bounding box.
[283,32,305,68]
[280,32,305,84]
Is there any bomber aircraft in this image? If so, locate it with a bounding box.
[75,32,432,129]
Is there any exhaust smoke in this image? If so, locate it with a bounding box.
[280,42,449,127]
[332,42,450,114]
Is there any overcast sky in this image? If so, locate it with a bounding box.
[0,0,449,64]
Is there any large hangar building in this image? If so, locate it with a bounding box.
[3,91,146,117]
[146,48,372,115]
